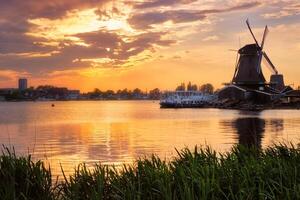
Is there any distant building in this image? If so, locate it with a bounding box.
[18,78,28,90]
[0,88,15,101]
[67,90,80,100]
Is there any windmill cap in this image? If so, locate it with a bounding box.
[239,44,261,54]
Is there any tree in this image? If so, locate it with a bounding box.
[187,82,198,91]
[36,85,55,90]
[187,81,192,91]
[176,83,186,91]
[103,90,114,99]
[149,88,161,99]
[94,88,101,94]
[199,83,214,94]
[190,84,198,91]
[6,90,23,100]
[133,88,142,95]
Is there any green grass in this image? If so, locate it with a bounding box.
[0,146,55,200]
[1,144,300,199]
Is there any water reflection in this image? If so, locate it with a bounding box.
[234,117,265,148]
[220,111,286,148]
[0,101,299,177]
[268,119,284,134]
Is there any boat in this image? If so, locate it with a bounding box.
[160,91,215,108]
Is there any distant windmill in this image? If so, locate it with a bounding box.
[232,19,284,90]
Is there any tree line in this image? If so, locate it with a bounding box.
[175,82,214,94]
[88,88,161,100]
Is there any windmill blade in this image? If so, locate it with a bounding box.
[262,51,278,74]
[233,53,240,80]
[262,57,276,74]
[261,26,268,50]
[257,52,263,73]
[246,19,260,47]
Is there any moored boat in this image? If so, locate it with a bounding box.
[160,91,215,108]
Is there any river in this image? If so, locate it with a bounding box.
[0,101,299,176]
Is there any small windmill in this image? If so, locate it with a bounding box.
[232,19,284,90]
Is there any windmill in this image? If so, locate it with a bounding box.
[232,19,284,90]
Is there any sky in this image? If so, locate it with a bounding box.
[0,0,299,92]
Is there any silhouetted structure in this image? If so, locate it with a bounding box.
[218,20,299,105]
[18,78,28,91]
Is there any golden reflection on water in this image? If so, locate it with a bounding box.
[0,101,300,177]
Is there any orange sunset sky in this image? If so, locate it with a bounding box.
[0,0,299,92]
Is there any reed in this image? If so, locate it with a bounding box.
[0,146,55,199]
[1,144,300,199]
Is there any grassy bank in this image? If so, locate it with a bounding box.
[1,144,300,200]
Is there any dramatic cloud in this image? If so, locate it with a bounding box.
[128,2,261,29]
[0,0,261,73]
[0,0,299,91]
[128,10,206,29]
[133,0,197,9]
[0,29,174,73]
[0,0,109,19]
[0,1,110,55]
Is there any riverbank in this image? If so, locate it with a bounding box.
[1,144,299,199]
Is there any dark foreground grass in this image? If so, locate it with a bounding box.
[1,144,300,200]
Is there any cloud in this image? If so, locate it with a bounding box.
[0,74,12,82]
[262,2,300,19]
[128,2,261,29]
[202,35,219,41]
[0,1,111,54]
[0,69,29,83]
[0,0,176,75]
[0,0,109,19]
[47,70,82,78]
[133,0,197,9]
[172,55,182,59]
[0,29,174,74]
[0,17,55,54]
[0,0,292,88]
[128,10,206,29]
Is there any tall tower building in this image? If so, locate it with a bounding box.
[18,78,28,90]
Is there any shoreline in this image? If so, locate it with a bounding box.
[2,99,300,111]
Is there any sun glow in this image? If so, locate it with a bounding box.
[27,9,102,40]
[100,18,132,32]
[26,5,137,49]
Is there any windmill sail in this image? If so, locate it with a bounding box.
[246,19,259,47]
[261,26,268,49]
[262,52,278,74]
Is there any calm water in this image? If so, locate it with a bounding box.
[0,101,300,176]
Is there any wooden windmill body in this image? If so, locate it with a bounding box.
[232,20,282,88]
[219,20,286,103]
